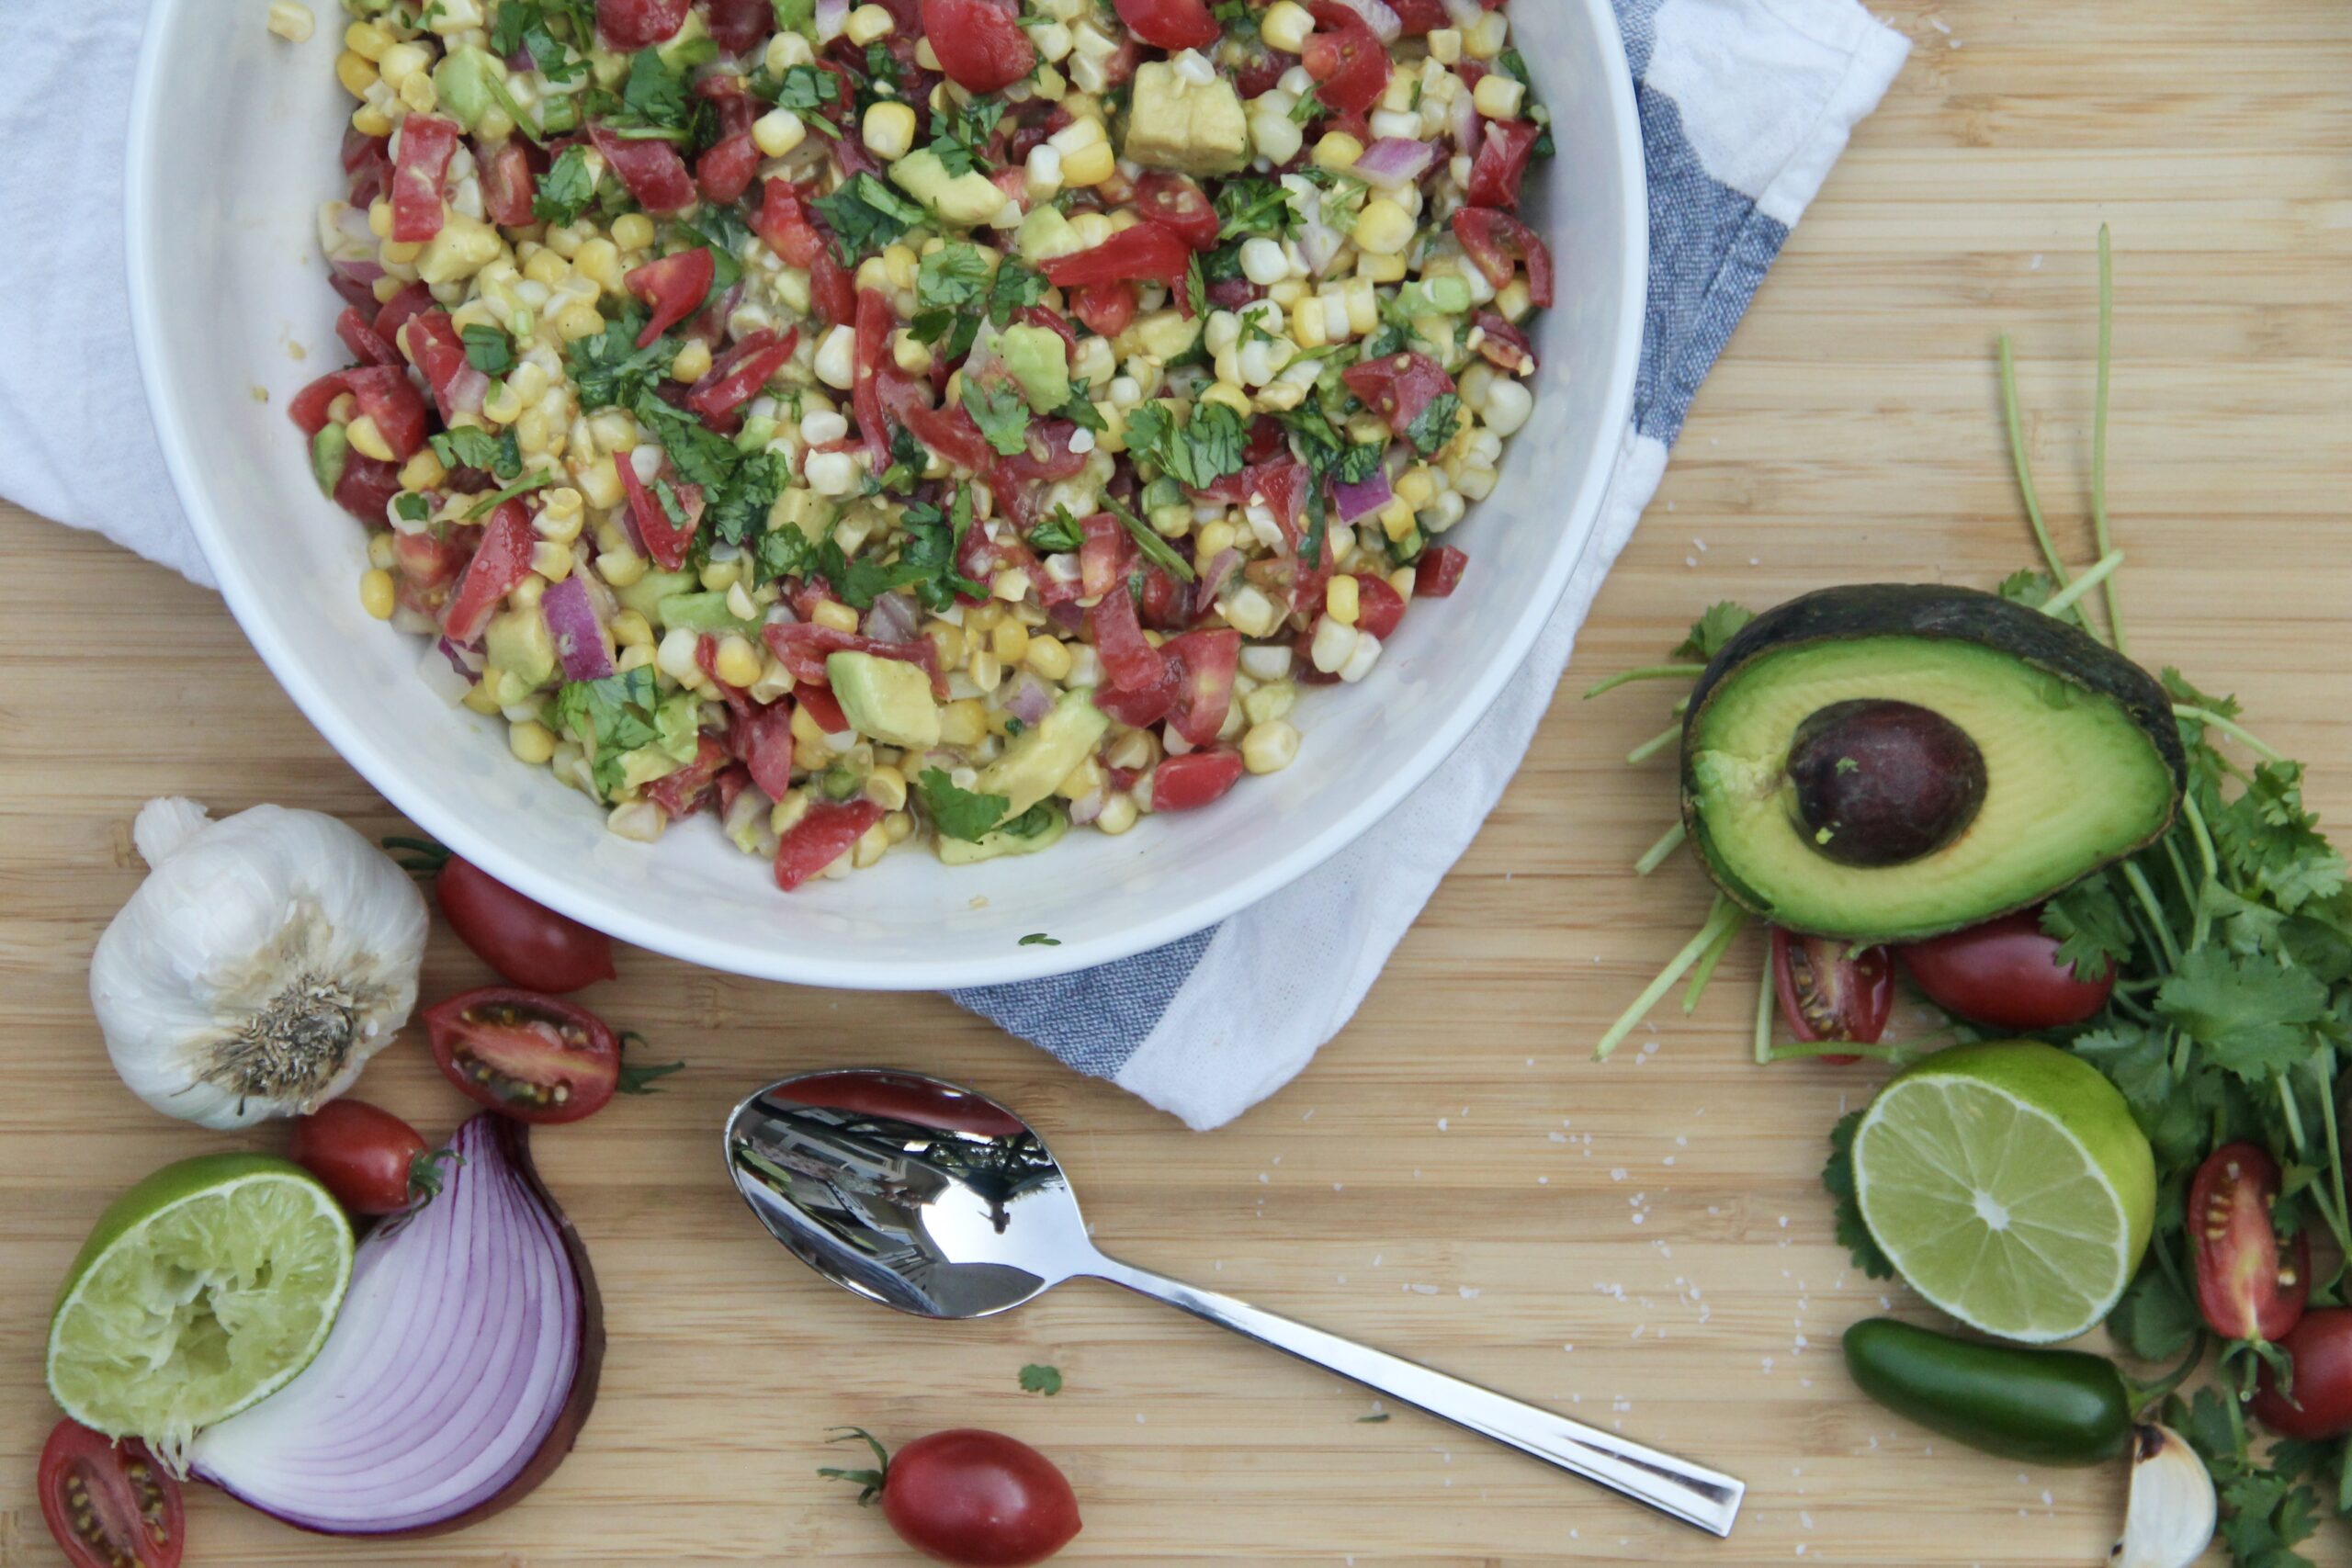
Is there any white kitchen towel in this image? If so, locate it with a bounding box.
[0,0,1905,1129]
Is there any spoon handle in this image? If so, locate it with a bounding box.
[1087,1256,1744,1538]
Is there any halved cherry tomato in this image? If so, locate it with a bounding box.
[1041,221,1193,288]
[1152,750,1247,811]
[616,456,704,571]
[2254,1309,2352,1438]
[920,0,1035,93]
[644,733,734,818]
[392,526,469,615]
[289,1100,437,1216]
[888,383,999,470]
[389,115,459,243]
[1895,910,2116,1031]
[435,853,617,992]
[695,75,763,204]
[625,248,716,348]
[479,138,538,228]
[288,367,428,462]
[1351,571,1406,639]
[1414,544,1466,597]
[1388,0,1445,31]
[810,245,858,327]
[764,621,948,697]
[687,326,799,430]
[1464,117,1542,210]
[1078,511,1135,601]
[731,696,799,799]
[39,1419,182,1568]
[1453,208,1555,307]
[1162,628,1239,748]
[399,308,488,422]
[334,454,404,525]
[425,987,624,1123]
[776,799,887,890]
[336,306,401,367]
[755,177,830,268]
[2191,1143,2310,1343]
[1771,928,1894,1062]
[1111,0,1217,49]
[1341,350,1454,434]
[374,280,435,344]
[1089,580,1168,693]
[598,0,690,49]
[1301,5,1387,116]
[797,680,850,733]
[1071,281,1138,337]
[854,287,895,464]
[706,0,777,53]
[441,501,538,642]
[1473,311,1536,374]
[588,124,697,212]
[1133,172,1221,249]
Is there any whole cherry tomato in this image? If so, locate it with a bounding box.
[2252,1309,2352,1439]
[826,1428,1080,1567]
[1896,909,2114,1031]
[433,853,617,993]
[288,1100,449,1216]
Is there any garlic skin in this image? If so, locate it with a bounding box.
[2111,1423,2217,1568]
[91,799,428,1129]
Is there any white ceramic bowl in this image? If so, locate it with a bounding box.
[126,6,1645,990]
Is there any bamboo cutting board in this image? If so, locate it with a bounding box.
[4,0,2350,1562]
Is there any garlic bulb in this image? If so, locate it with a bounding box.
[91,798,428,1129]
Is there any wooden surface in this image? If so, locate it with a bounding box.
[6,1,2351,1562]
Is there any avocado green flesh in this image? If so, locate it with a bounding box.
[1686,636,2177,940]
[937,806,1070,865]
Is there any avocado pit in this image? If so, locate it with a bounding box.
[1785,699,1986,868]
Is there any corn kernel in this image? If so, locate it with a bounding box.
[351,103,395,137]
[884,808,914,841]
[611,610,654,649]
[863,765,909,810]
[522,247,571,286]
[1200,381,1252,418]
[399,73,438,114]
[335,50,379,96]
[891,330,933,375]
[1312,131,1363,172]
[1395,466,1435,507]
[376,41,432,89]
[714,635,763,688]
[1471,73,1524,119]
[1428,27,1462,62]
[267,1,315,41]
[1325,574,1360,626]
[864,101,918,162]
[1464,8,1508,58]
[1242,719,1300,774]
[1024,636,1072,681]
[1356,250,1408,283]
[344,19,392,59]
[463,677,505,715]
[359,568,397,619]
[752,107,807,159]
[1060,141,1115,187]
[554,302,605,342]
[1379,495,1416,541]
[597,545,647,587]
[606,213,653,254]
[811,600,862,634]
[344,413,396,463]
[940,698,988,748]
[982,623,1025,668]
[510,719,559,763]
[1096,793,1138,834]
[572,237,625,294]
[967,649,1002,692]
[1261,0,1314,51]
[845,2,896,42]
[771,790,813,835]
[671,338,714,383]
[1105,728,1158,772]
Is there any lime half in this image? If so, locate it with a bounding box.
[1853,1041,2154,1344]
[48,1154,353,1460]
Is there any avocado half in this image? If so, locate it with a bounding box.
[1679,584,2186,942]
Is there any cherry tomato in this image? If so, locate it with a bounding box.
[687,327,799,431]
[587,124,698,212]
[38,1419,183,1568]
[1351,572,1406,639]
[1132,172,1221,249]
[1039,221,1193,288]
[1464,116,1542,209]
[1110,0,1218,49]
[1340,350,1455,434]
[1414,544,1467,598]
[1152,750,1247,811]
[389,115,458,243]
[1771,928,1894,1062]
[1087,581,1169,694]
[425,987,623,1124]
[1452,207,1555,307]
[440,500,538,644]
[920,0,1036,93]
[479,137,538,228]
[706,0,776,51]
[1300,6,1387,115]
[1894,910,2115,1031]
[1070,280,1137,337]
[2253,1309,2352,1438]
[1473,310,1537,373]
[857,1429,1081,1567]
[617,454,705,571]
[288,1100,437,1216]
[336,305,401,367]
[2190,1143,2311,1343]
[625,248,716,348]
[1162,628,1240,749]
[435,853,618,992]
[775,799,887,891]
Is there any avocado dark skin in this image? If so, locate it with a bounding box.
[1786,699,1988,866]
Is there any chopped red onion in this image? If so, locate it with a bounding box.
[190,1116,602,1537]
[437,636,485,676]
[1440,0,1482,28]
[1069,786,1107,826]
[1001,673,1054,728]
[1449,87,1482,158]
[330,256,385,289]
[1353,138,1435,189]
[1326,0,1401,40]
[541,575,615,682]
[1332,468,1395,525]
[863,592,922,645]
[1192,547,1242,619]
[815,0,850,39]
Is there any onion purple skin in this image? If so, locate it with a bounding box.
[193,1115,605,1539]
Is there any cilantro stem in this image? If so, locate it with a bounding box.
[2172,705,2287,765]
[2034,549,2122,622]
[2278,1069,2310,1159]
[1102,495,1196,583]
[1583,664,1705,699]
[2091,225,2127,655]
[1596,895,1738,1060]
[1752,953,1777,1065]
[2317,1051,2351,1261]
[2120,861,2182,970]
[1682,908,1749,1014]
[2121,1332,2208,1417]
[1633,820,1686,876]
[1626,722,1680,765]
[1762,1039,1917,1066]
[1996,333,2072,590]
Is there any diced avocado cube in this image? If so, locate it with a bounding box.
[972,689,1110,818]
[890,148,956,208]
[1124,62,1250,177]
[615,567,699,624]
[310,423,349,498]
[936,804,1070,865]
[998,324,1071,414]
[432,46,499,131]
[1130,308,1200,362]
[827,650,942,749]
[485,604,558,692]
[656,591,760,637]
[1017,205,1082,265]
[937,171,1014,228]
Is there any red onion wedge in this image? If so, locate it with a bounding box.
[542,574,616,681]
[189,1115,603,1538]
[1353,138,1434,189]
[1332,468,1394,525]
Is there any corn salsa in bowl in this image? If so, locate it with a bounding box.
[301,0,1554,893]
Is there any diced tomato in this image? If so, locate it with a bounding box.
[390,116,459,243]
[288,370,353,434]
[399,309,489,422]
[687,327,797,431]
[789,576,842,620]
[1078,512,1135,600]
[1088,581,1167,694]
[1351,571,1406,639]
[336,306,401,367]
[775,799,885,890]
[1042,221,1193,288]
[1341,350,1455,434]
[1233,46,1297,99]
[442,502,537,642]
[796,680,849,733]
[1243,415,1287,464]
[626,248,717,349]
[1300,6,1387,116]
[810,246,857,328]
[1110,0,1218,50]
[705,0,776,52]
[1473,310,1537,373]
[853,288,895,464]
[480,139,538,228]
[1452,208,1555,308]
[588,125,698,213]
[1414,544,1467,597]
[1093,675,1177,729]
[1150,750,1246,811]
[919,0,1035,93]
[288,367,428,461]
[333,454,404,526]
[374,281,434,344]
[754,179,827,268]
[732,698,798,799]
[763,622,948,698]
[598,0,690,49]
[1129,172,1220,251]
[694,76,763,205]
[990,421,1090,526]
[343,125,394,206]
[1465,117,1541,210]
[392,527,469,615]
[1137,562,1187,629]
[616,457,703,571]
[878,372,998,471]
[644,735,731,819]
[1387,0,1446,32]
[1162,628,1239,748]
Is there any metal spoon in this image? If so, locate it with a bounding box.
[723,1068,1745,1536]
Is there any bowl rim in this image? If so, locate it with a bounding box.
[123,6,1647,992]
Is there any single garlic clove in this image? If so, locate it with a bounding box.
[2110,1423,2216,1568]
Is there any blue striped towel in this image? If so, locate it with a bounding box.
[0,0,1905,1128]
[954,0,1908,1126]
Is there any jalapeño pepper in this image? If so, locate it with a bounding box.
[1842,1318,2132,1466]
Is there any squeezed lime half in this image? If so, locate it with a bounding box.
[47,1154,353,1460]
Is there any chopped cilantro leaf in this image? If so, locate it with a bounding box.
[462,468,556,521]
[429,425,523,480]
[987,258,1049,325]
[532,144,599,224]
[962,379,1033,456]
[1185,253,1206,318]
[811,175,928,265]
[1401,390,1462,458]
[917,767,1010,841]
[1029,505,1086,554]
[1124,400,1246,491]
[1215,176,1295,241]
[1671,601,1754,661]
[1018,1362,1063,1393]
[552,668,664,797]
[1103,495,1196,583]
[391,491,431,524]
[1019,932,1062,947]
[1822,1111,1895,1280]
[566,303,678,410]
[461,323,515,376]
[917,243,992,309]
[630,390,741,491]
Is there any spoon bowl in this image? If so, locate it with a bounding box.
[726,1069,1746,1537]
